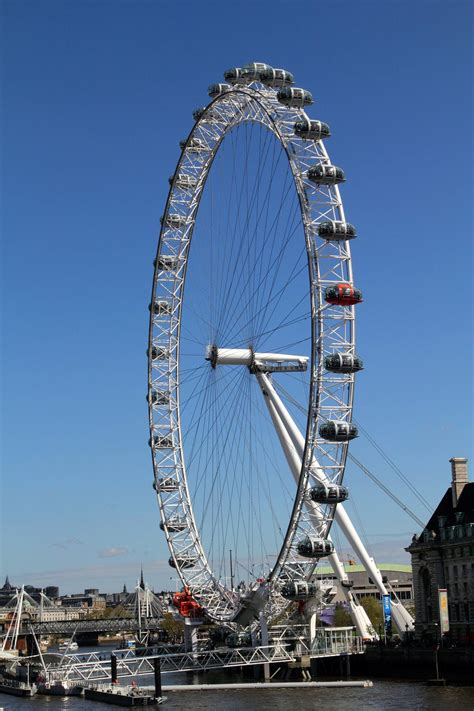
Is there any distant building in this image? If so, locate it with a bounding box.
[60,590,106,611]
[0,576,15,606]
[315,563,413,607]
[406,457,474,642]
[105,584,129,607]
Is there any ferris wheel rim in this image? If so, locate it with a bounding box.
[148,77,357,623]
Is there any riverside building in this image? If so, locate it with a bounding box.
[406,457,474,642]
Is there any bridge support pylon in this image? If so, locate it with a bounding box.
[183,617,202,653]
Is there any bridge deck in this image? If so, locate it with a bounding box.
[43,645,296,680]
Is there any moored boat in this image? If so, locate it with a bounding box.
[84,683,165,706]
[0,677,37,697]
[37,678,83,696]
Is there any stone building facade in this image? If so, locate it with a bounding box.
[406,458,474,642]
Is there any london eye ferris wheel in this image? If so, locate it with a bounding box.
[147,61,368,628]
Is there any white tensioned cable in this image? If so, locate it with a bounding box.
[148,78,357,623]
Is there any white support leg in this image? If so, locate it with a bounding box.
[258,372,414,635]
[262,387,376,640]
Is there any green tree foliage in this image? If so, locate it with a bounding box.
[333,603,352,626]
[160,613,184,643]
[360,596,383,629]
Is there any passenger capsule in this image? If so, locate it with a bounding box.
[169,556,197,569]
[208,83,231,98]
[341,579,354,589]
[277,87,313,108]
[324,353,364,373]
[259,67,294,87]
[309,484,349,504]
[318,221,356,241]
[294,119,330,140]
[223,67,248,84]
[169,173,198,190]
[157,477,178,491]
[160,517,187,532]
[193,107,225,124]
[307,164,345,186]
[297,537,334,558]
[149,300,172,316]
[324,283,362,306]
[241,62,273,80]
[281,581,317,601]
[193,107,206,122]
[180,137,209,153]
[147,390,170,406]
[148,346,169,361]
[161,213,187,229]
[319,421,358,442]
[155,255,178,272]
[149,434,173,449]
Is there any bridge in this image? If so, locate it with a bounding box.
[28,617,164,636]
[42,644,297,681]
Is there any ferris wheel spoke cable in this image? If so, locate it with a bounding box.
[227,379,287,573]
[219,382,257,574]
[246,176,298,341]
[253,191,303,343]
[217,145,295,342]
[239,132,282,338]
[214,122,275,338]
[186,368,244,488]
[273,380,428,529]
[228,260,308,348]
[221,192,302,346]
[249,150,297,339]
[193,370,247,518]
[347,453,426,530]
[205,373,251,565]
[352,420,432,512]
[346,494,373,557]
[231,239,307,346]
[250,387,297,506]
[217,144,295,340]
[256,289,309,350]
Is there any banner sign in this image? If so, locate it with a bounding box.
[382,594,392,634]
[438,588,450,634]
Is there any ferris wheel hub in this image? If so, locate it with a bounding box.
[205,345,308,373]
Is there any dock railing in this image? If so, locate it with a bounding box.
[311,626,364,657]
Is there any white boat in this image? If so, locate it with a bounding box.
[58,641,78,652]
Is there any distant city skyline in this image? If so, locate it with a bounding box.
[1,0,472,593]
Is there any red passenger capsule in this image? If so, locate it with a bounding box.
[324,283,363,306]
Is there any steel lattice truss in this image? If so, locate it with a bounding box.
[46,645,296,681]
[148,68,357,623]
[28,618,163,635]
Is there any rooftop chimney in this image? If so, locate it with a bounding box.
[450,457,468,508]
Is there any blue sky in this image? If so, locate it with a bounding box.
[1,0,472,595]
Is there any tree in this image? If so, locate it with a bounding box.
[160,613,184,643]
[333,603,352,626]
[360,596,383,628]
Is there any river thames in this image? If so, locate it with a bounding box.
[2,678,474,711]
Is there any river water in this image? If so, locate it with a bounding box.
[2,678,474,711]
[2,643,473,710]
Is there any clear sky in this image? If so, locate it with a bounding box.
[1,0,472,595]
